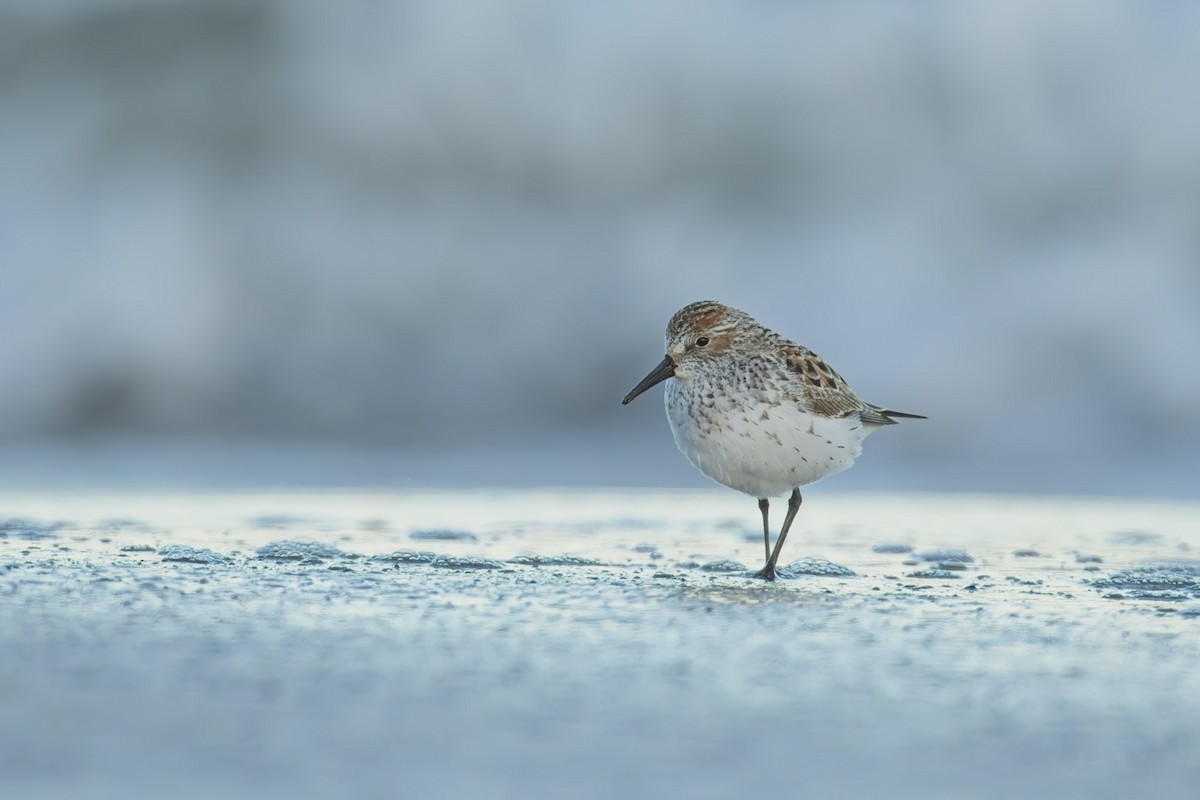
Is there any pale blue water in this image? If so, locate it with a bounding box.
[3,490,1198,799]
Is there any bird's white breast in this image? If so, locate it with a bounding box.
[665,379,870,497]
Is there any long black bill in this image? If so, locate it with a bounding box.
[621,355,676,405]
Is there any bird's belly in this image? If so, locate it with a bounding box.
[666,392,868,497]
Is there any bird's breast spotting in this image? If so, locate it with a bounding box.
[665,379,869,497]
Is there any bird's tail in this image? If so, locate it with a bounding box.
[879,409,926,420]
[861,405,927,425]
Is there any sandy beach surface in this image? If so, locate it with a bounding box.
[3,489,1198,799]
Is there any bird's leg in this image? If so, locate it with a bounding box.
[757,497,771,563]
[755,488,802,581]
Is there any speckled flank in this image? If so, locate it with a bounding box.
[667,385,865,496]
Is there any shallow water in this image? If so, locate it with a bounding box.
[2,490,1199,799]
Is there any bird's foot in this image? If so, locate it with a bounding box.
[753,564,777,581]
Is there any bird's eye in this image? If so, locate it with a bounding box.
[695,336,710,347]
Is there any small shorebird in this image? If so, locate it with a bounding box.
[622,301,924,580]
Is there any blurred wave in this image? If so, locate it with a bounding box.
[2,1,1199,493]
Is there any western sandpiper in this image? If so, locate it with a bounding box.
[622,301,924,580]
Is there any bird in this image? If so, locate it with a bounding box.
[621,301,924,580]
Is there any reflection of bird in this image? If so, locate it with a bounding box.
[622,301,925,580]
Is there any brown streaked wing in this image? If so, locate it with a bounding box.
[783,346,866,419]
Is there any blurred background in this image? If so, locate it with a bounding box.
[2,0,1198,495]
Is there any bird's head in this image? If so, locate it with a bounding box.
[622,301,744,404]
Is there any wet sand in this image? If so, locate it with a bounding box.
[2,490,1198,799]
